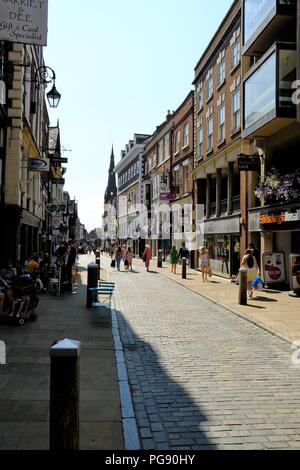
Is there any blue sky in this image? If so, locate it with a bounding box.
[45,0,233,231]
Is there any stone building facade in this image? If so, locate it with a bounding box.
[193,0,243,277]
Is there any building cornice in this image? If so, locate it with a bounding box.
[194,138,241,178]
[115,144,145,174]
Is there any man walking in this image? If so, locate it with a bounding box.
[178,242,189,264]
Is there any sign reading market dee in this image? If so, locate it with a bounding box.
[0,0,48,46]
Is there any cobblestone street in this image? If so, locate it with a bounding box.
[106,257,300,450]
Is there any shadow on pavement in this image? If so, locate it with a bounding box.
[252,297,278,303]
[244,303,266,309]
[115,310,213,450]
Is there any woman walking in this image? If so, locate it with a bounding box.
[240,249,259,298]
[170,246,178,274]
[122,244,127,266]
[126,246,133,272]
[199,246,210,282]
[143,244,152,272]
[115,246,122,271]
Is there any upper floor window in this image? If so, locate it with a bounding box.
[218,104,225,142]
[183,164,189,193]
[183,123,189,147]
[219,61,225,86]
[232,89,241,131]
[197,90,203,111]
[198,126,203,160]
[244,0,276,45]
[207,117,213,151]
[174,167,180,186]
[207,77,213,101]
[164,134,169,159]
[175,130,181,153]
[232,42,241,69]
[158,140,164,164]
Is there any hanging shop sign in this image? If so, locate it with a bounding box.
[262,251,286,285]
[289,254,300,293]
[51,178,65,185]
[160,192,174,201]
[27,157,49,172]
[50,157,68,165]
[238,156,260,172]
[0,0,48,46]
[45,203,58,214]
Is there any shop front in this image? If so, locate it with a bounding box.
[248,202,300,285]
[204,215,241,278]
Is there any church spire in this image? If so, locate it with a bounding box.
[109,145,115,171]
[104,145,117,204]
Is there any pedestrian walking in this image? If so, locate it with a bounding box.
[143,244,152,272]
[178,242,189,264]
[170,246,178,274]
[122,244,127,265]
[249,242,260,270]
[241,248,259,298]
[66,240,77,292]
[126,247,133,272]
[198,246,210,282]
[115,246,122,271]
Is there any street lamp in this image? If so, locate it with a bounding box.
[34,66,61,108]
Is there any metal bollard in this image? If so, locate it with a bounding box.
[49,339,81,450]
[239,268,248,305]
[157,250,163,268]
[95,249,100,279]
[190,251,195,270]
[86,262,98,308]
[182,257,187,279]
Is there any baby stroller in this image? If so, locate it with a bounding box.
[9,273,39,325]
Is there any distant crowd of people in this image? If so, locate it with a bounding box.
[104,240,261,299]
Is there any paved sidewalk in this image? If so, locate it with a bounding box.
[128,256,300,344]
[0,255,123,450]
[107,255,300,450]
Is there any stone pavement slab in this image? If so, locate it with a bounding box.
[102,254,300,450]
[131,255,300,344]
[0,255,124,450]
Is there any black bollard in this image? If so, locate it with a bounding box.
[182,257,187,279]
[239,268,248,305]
[86,262,98,308]
[49,339,81,450]
[190,251,195,269]
[157,250,163,268]
[95,249,100,279]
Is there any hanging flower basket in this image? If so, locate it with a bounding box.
[254,168,300,204]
